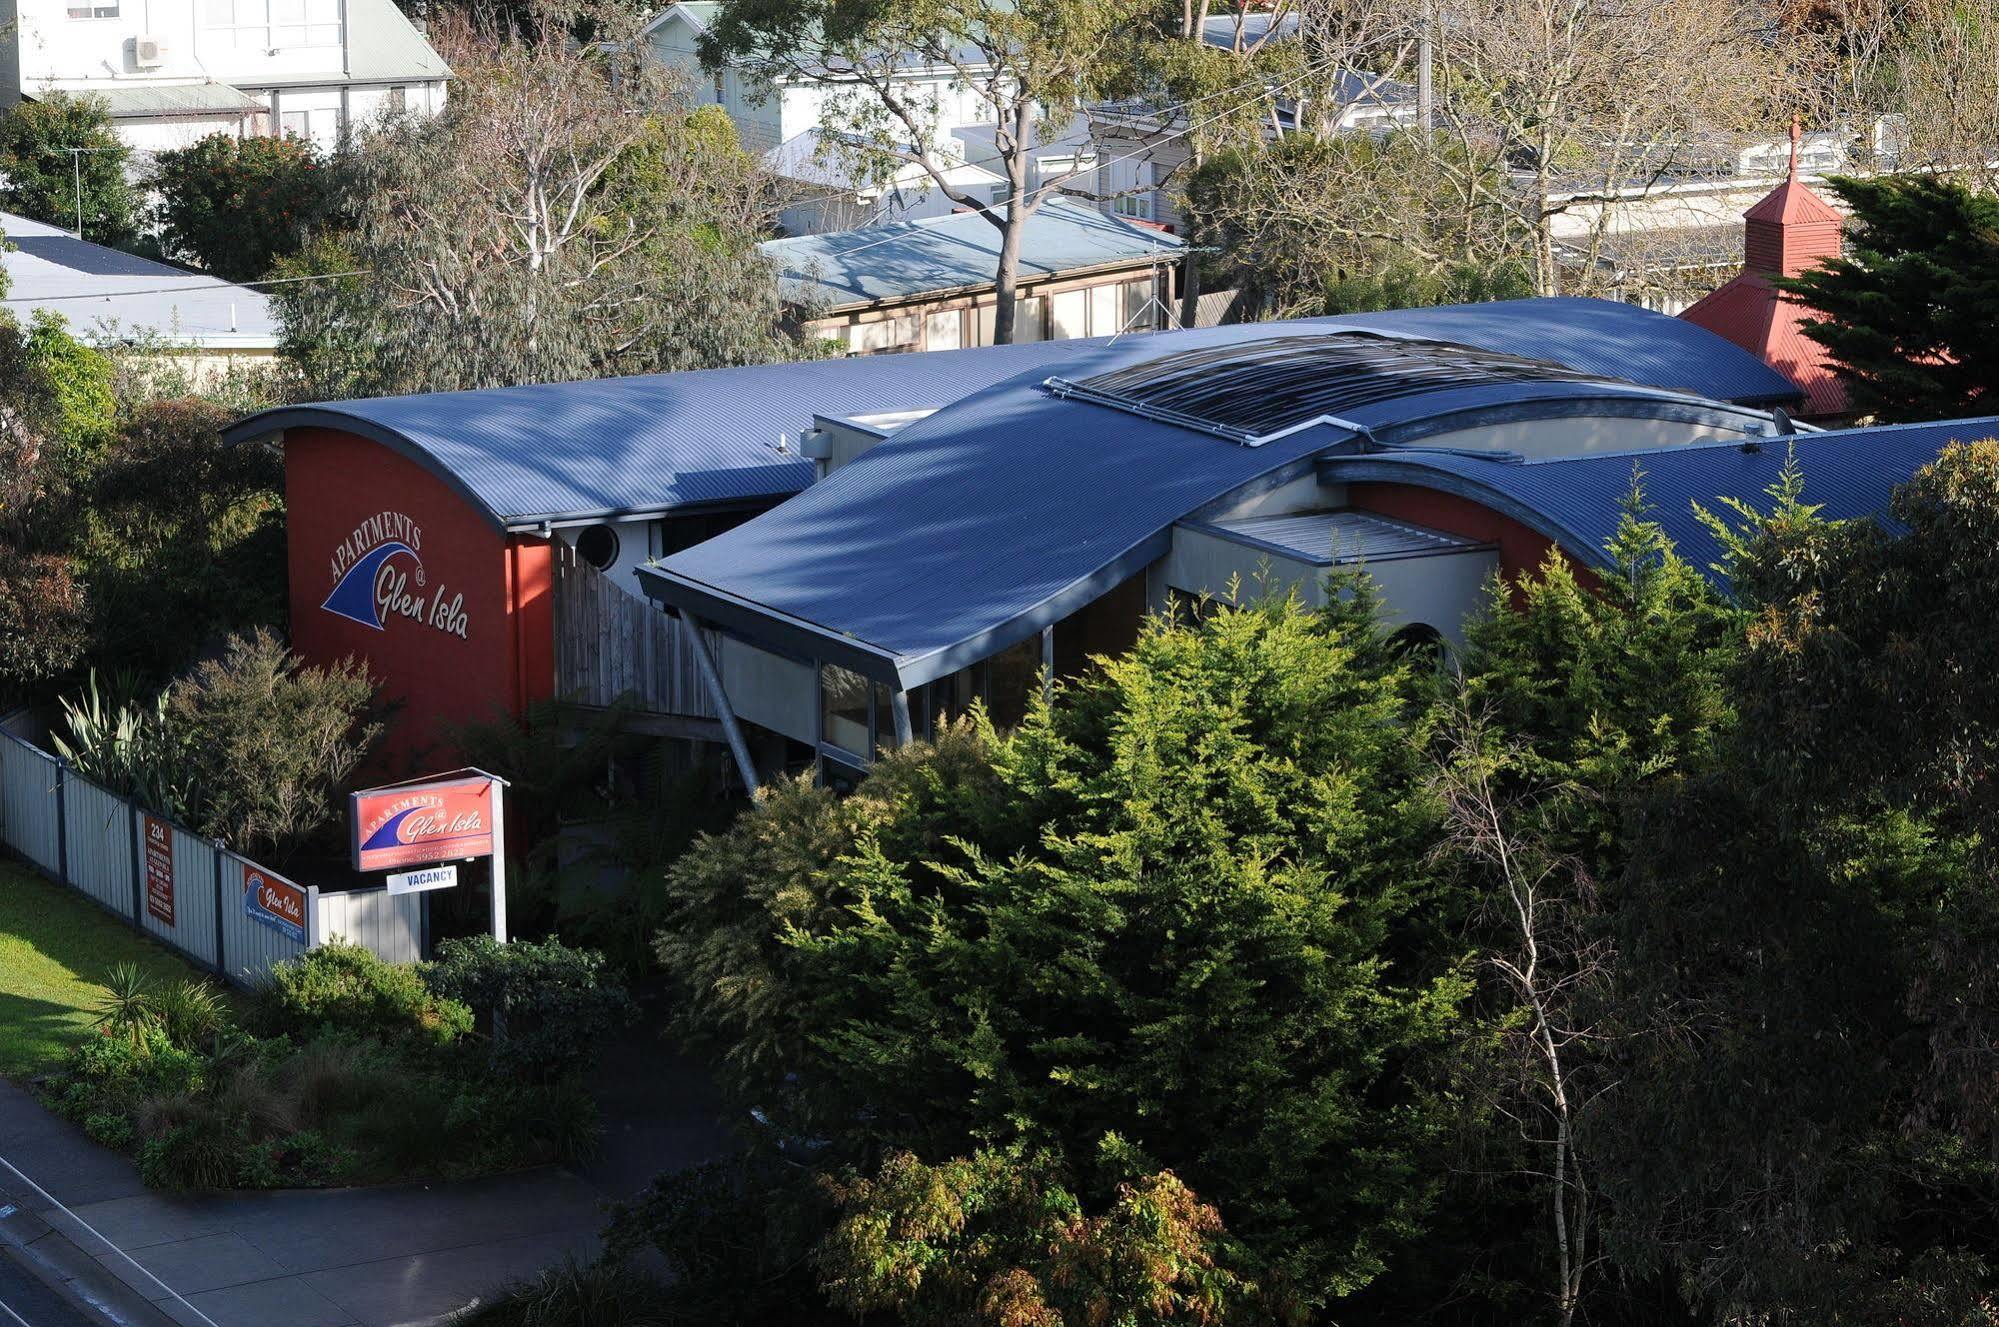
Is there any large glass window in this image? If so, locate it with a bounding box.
[206,0,342,50]
[923,309,963,351]
[1013,295,1046,342]
[849,311,920,355]
[1050,289,1088,340]
[820,663,872,757]
[1122,279,1155,332]
[1090,283,1121,336]
[68,0,119,17]
[986,635,1044,731]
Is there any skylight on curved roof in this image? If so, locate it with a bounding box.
[1042,332,1666,447]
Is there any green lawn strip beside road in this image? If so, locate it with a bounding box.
[0,860,215,1079]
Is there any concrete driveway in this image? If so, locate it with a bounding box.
[0,1036,734,1327]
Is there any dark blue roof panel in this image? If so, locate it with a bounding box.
[1322,416,1999,582]
[642,300,1793,686]
[227,298,1800,531]
[224,340,1116,528]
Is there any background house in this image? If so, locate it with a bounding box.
[2,208,277,375]
[0,0,448,154]
[766,126,1006,235]
[766,198,1182,353]
[646,0,1002,157]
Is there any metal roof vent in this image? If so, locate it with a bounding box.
[1043,332,1641,448]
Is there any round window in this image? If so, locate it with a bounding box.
[575,524,620,571]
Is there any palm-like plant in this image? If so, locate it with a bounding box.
[93,962,157,1050]
[51,670,199,821]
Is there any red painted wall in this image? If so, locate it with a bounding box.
[285,428,553,769]
[1346,483,1600,591]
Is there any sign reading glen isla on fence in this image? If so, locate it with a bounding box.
[351,775,498,873]
[142,814,174,926]
[243,863,308,944]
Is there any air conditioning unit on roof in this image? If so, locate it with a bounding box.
[133,36,166,68]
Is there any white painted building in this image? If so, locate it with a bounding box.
[645,1,999,157]
[0,0,448,154]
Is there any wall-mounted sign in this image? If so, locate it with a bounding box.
[351,775,497,872]
[243,863,307,943]
[387,864,458,896]
[142,814,174,926]
[322,510,469,640]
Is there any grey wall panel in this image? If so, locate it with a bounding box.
[314,889,422,965]
[0,736,61,874]
[62,776,133,917]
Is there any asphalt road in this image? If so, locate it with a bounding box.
[0,1248,93,1327]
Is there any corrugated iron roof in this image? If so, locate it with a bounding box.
[1,211,278,348]
[224,339,1127,528]
[341,0,451,81]
[1681,273,1846,418]
[765,199,1180,309]
[1321,416,1999,583]
[90,82,266,117]
[1195,510,1483,565]
[228,297,1803,537]
[639,299,1793,687]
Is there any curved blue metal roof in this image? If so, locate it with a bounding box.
[226,298,1800,532]
[640,303,1792,688]
[1320,416,1999,582]
[223,340,1112,530]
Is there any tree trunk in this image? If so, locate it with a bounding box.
[992,203,1025,344]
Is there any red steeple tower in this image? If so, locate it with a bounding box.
[1681,118,1848,419]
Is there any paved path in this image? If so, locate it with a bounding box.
[0,1039,733,1327]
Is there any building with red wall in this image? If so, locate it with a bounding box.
[1681,120,1850,422]
[281,427,554,767]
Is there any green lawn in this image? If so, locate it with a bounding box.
[0,860,216,1079]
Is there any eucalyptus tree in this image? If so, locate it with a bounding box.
[274,0,795,397]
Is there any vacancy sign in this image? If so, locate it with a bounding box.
[351,774,497,872]
[387,865,458,896]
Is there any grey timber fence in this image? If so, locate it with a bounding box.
[553,543,722,718]
[0,727,422,986]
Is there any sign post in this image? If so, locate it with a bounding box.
[350,769,508,946]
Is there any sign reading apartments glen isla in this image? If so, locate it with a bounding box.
[350,770,509,942]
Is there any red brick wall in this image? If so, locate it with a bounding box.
[284,427,553,768]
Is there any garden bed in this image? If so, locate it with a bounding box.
[37,937,630,1191]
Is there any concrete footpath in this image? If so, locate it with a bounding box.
[0,1039,733,1327]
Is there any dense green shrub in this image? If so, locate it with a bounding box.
[259,943,472,1045]
[150,133,347,281]
[658,590,1470,1314]
[424,936,634,1082]
[0,93,135,244]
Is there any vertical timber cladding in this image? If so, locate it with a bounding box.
[282,428,555,761]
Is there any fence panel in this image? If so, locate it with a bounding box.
[0,735,61,874]
[139,820,221,971]
[314,888,423,964]
[62,774,133,918]
[220,853,312,984]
